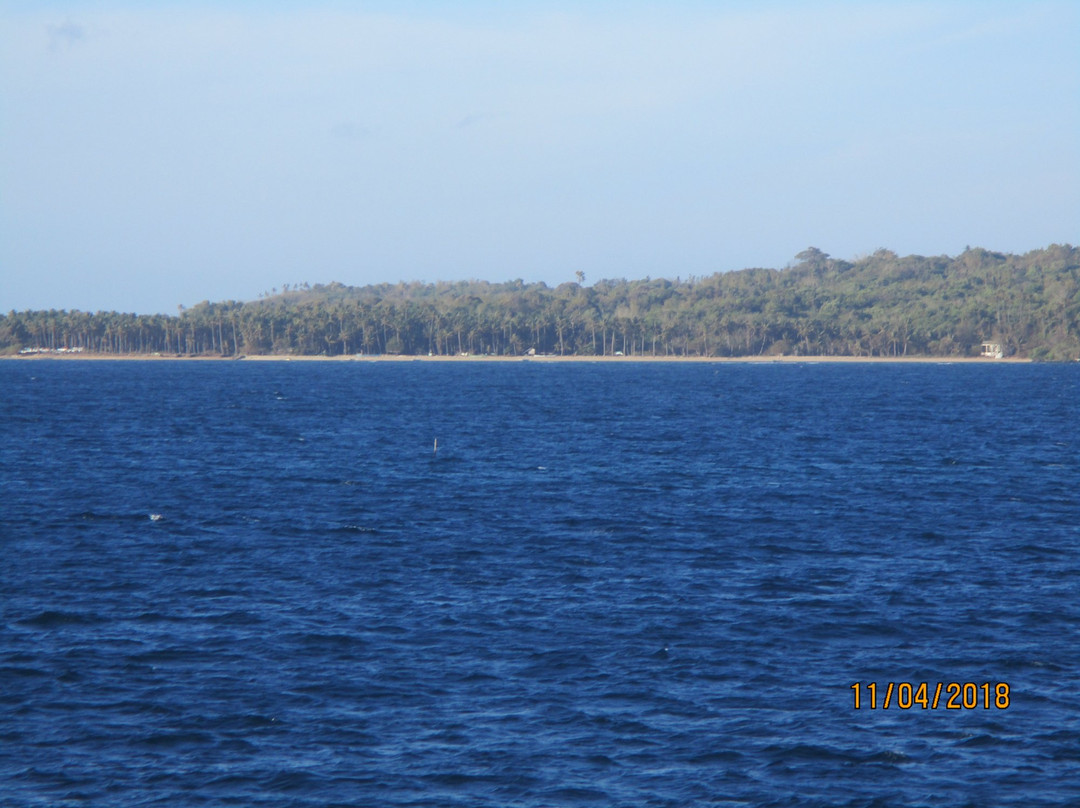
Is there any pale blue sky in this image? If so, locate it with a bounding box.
[2,1,1078,313]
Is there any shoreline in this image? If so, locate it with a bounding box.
[2,352,1033,364]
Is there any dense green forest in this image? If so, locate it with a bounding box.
[4,245,1079,360]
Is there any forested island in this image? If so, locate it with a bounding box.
[4,245,1079,360]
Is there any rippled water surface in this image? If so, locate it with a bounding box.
[2,360,1079,807]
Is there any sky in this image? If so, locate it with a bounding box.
[2,1,1078,314]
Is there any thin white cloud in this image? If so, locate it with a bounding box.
[46,19,85,51]
[455,112,488,129]
[330,121,372,140]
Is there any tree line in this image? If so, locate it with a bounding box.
[3,245,1078,360]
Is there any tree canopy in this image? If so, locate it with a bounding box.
[3,245,1078,360]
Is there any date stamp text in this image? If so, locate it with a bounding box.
[851,682,1010,710]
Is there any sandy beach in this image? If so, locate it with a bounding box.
[3,352,1032,363]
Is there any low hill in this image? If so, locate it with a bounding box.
[3,245,1078,360]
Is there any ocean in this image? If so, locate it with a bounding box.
[2,360,1078,807]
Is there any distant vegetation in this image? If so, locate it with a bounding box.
[3,245,1079,360]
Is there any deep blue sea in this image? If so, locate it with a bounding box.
[2,360,1079,807]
